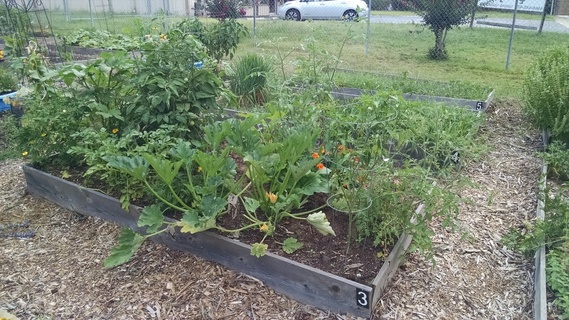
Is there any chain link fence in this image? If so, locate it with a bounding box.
[1,0,569,80]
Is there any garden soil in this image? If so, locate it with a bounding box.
[0,100,543,319]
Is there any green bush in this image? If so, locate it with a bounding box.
[539,140,569,180]
[523,46,569,141]
[18,95,87,168]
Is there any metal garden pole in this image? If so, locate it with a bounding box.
[63,0,69,22]
[505,0,518,70]
[365,0,370,55]
[254,0,257,46]
[88,0,94,27]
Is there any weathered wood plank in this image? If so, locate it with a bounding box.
[152,230,374,318]
[534,161,547,320]
[22,165,145,233]
[370,203,425,307]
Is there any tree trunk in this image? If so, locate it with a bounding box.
[431,28,448,60]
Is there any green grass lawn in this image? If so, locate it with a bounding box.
[238,19,568,98]
[40,11,569,100]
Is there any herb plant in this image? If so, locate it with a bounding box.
[523,46,569,142]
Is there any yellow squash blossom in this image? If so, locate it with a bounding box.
[260,223,269,232]
[266,192,278,204]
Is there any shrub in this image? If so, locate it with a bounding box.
[17,95,86,169]
[523,46,569,142]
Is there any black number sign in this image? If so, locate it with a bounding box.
[475,102,483,111]
[356,288,370,309]
[451,151,460,164]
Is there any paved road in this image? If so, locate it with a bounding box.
[369,15,569,33]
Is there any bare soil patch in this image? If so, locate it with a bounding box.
[0,100,541,319]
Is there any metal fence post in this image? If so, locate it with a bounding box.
[506,0,519,70]
[88,0,94,27]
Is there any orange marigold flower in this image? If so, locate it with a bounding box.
[266,192,278,204]
[316,163,325,170]
[112,128,119,134]
[260,223,269,232]
[312,152,320,159]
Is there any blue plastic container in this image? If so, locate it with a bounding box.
[0,92,17,113]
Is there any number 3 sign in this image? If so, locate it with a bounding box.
[356,288,371,309]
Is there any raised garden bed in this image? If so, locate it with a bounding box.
[330,87,494,112]
[22,164,424,318]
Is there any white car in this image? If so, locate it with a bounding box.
[277,0,368,21]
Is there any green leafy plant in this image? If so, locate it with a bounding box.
[0,67,18,94]
[227,53,273,107]
[523,46,569,142]
[10,42,57,97]
[357,164,458,258]
[208,113,334,257]
[503,186,569,318]
[17,95,86,169]
[103,139,257,267]
[68,125,191,209]
[539,141,569,181]
[58,29,143,51]
[131,28,225,135]
[0,113,20,161]
[58,51,136,131]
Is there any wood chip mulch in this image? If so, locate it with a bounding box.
[0,100,541,320]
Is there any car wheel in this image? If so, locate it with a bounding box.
[285,9,301,21]
[343,10,358,21]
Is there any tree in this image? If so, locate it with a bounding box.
[412,0,477,60]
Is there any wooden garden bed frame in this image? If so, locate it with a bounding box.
[22,164,424,318]
[534,131,548,320]
[330,87,495,112]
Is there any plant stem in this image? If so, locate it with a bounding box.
[143,180,187,212]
